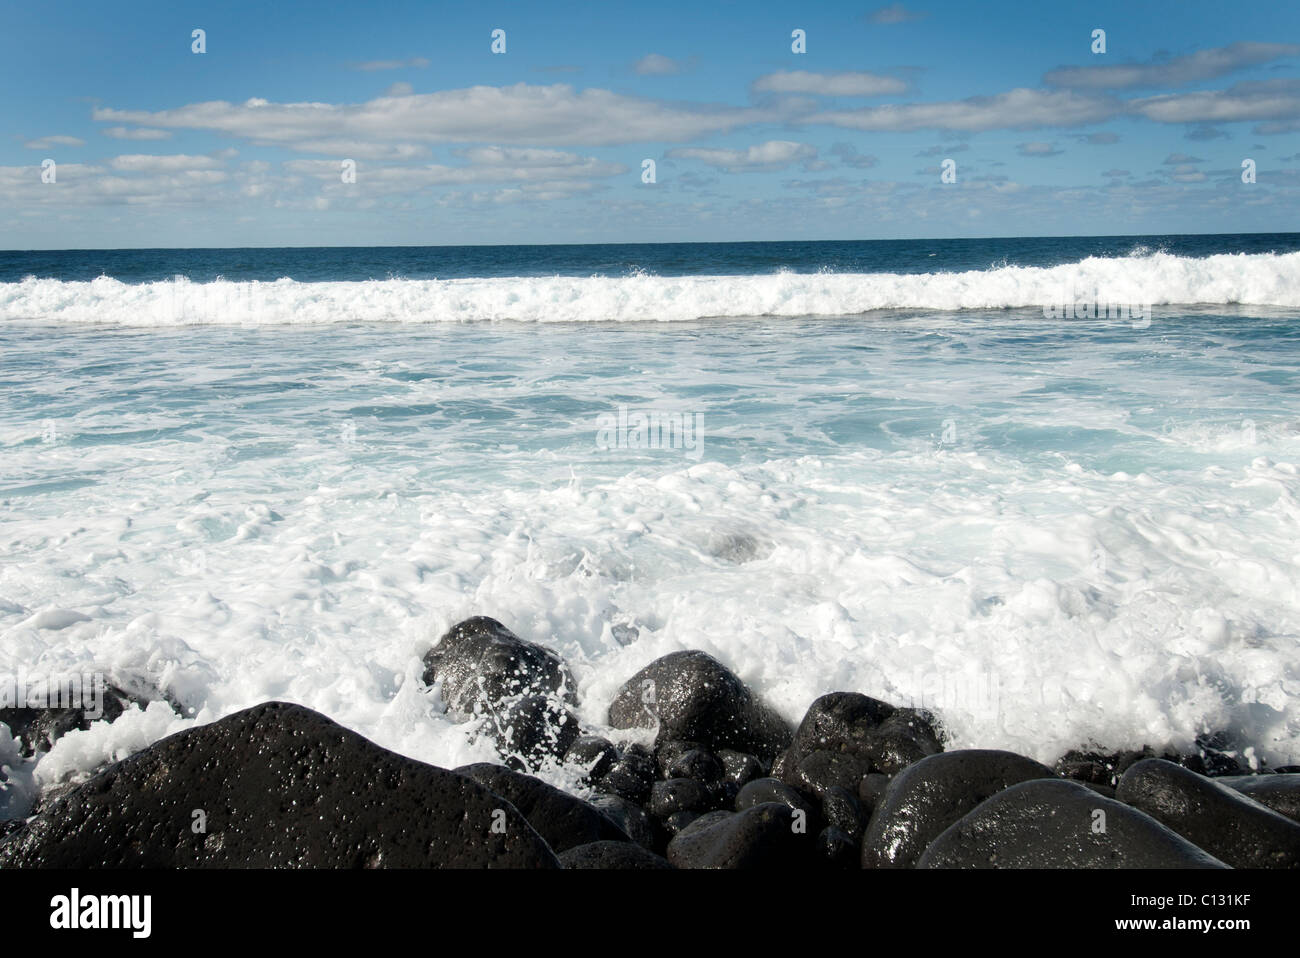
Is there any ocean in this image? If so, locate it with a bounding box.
[3,234,1299,804]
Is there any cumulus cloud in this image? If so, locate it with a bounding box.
[666,140,818,172]
[93,84,778,148]
[869,3,926,24]
[753,70,907,97]
[829,143,878,168]
[351,57,430,71]
[108,153,224,172]
[102,127,173,140]
[1044,42,1300,90]
[634,54,684,76]
[1131,78,1300,127]
[23,135,84,150]
[284,147,626,195]
[804,88,1118,132]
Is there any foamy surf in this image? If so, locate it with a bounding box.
[3,249,1300,325]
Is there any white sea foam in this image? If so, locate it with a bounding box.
[2,250,1300,325]
[2,306,1298,807]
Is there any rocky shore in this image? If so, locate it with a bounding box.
[2,616,1297,869]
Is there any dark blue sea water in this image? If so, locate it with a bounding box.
[4,232,1300,283]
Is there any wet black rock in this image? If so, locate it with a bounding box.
[0,702,559,868]
[649,778,710,818]
[558,840,674,870]
[456,762,630,854]
[667,803,817,869]
[1056,739,1245,789]
[718,749,765,787]
[735,777,822,833]
[607,651,792,761]
[857,773,891,816]
[818,826,859,869]
[916,779,1228,869]
[822,785,866,841]
[668,748,725,784]
[736,777,813,813]
[655,739,705,778]
[492,693,581,771]
[790,692,896,757]
[1217,773,1300,823]
[662,809,705,836]
[1115,759,1300,869]
[565,734,619,781]
[859,708,945,775]
[422,616,580,769]
[589,794,657,851]
[863,749,1057,869]
[423,616,576,709]
[790,749,875,799]
[1,682,152,758]
[600,745,656,805]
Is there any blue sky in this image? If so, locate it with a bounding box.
[2,0,1299,248]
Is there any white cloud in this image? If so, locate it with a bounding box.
[23,135,85,150]
[753,70,907,97]
[93,84,777,148]
[351,57,430,71]
[805,88,1118,132]
[666,140,818,172]
[634,54,683,76]
[108,154,223,172]
[1131,78,1300,126]
[869,3,926,24]
[102,127,173,141]
[1045,43,1300,90]
[1017,142,1063,157]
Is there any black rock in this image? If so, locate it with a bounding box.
[588,794,657,851]
[667,803,817,869]
[422,616,578,769]
[662,809,705,836]
[858,708,944,774]
[718,749,765,787]
[423,616,576,708]
[649,778,710,818]
[1,681,151,758]
[491,692,581,772]
[916,779,1228,869]
[735,777,821,833]
[822,785,866,841]
[857,773,891,816]
[654,739,705,778]
[863,749,1057,869]
[1115,759,1300,869]
[790,749,875,798]
[607,651,792,761]
[455,762,630,854]
[0,702,559,868]
[558,840,674,870]
[818,826,859,869]
[668,748,725,784]
[1217,773,1300,823]
[600,746,656,805]
[565,734,619,781]
[788,691,896,759]
[708,780,741,813]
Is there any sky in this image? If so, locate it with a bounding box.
[2,0,1299,248]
